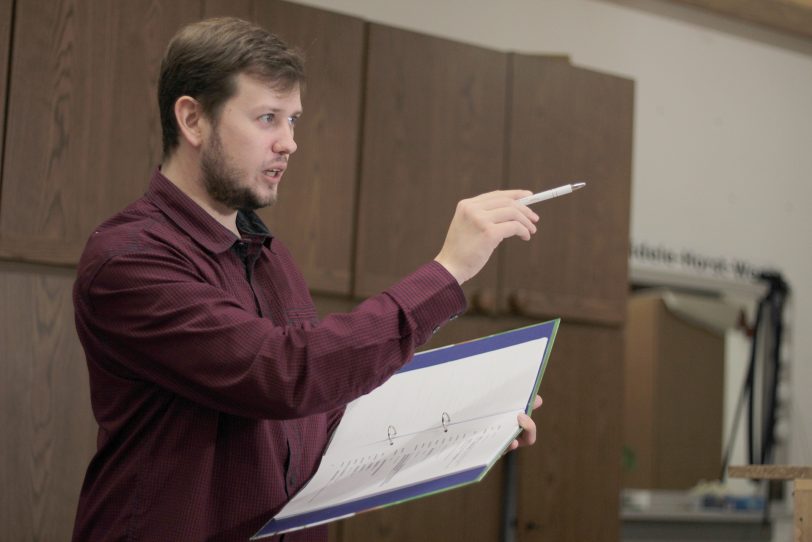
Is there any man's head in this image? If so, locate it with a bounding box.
[159,18,304,211]
[159,17,304,159]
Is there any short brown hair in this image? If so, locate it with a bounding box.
[158,17,305,158]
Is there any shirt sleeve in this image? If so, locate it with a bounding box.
[77,248,466,420]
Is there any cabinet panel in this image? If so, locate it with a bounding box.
[338,465,505,542]
[516,322,623,542]
[203,0,255,19]
[354,25,507,301]
[0,0,201,265]
[0,263,96,541]
[253,1,366,295]
[504,55,633,325]
[0,0,11,179]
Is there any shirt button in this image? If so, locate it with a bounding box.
[288,474,297,487]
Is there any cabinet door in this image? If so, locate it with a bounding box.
[503,55,633,325]
[516,322,623,542]
[253,1,366,295]
[335,315,521,542]
[354,25,507,303]
[0,263,97,541]
[0,0,11,177]
[0,0,201,265]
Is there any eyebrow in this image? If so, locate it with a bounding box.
[255,106,303,114]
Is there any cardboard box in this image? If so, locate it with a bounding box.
[622,291,725,489]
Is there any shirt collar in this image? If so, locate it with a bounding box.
[145,168,273,254]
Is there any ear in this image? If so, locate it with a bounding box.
[174,96,208,149]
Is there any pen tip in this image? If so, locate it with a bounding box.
[572,182,586,190]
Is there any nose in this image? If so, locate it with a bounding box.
[272,124,297,156]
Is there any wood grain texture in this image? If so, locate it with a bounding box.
[516,322,623,542]
[0,0,12,190]
[201,0,365,295]
[623,294,725,490]
[354,24,507,301]
[728,465,812,480]
[203,0,255,19]
[338,464,505,542]
[621,295,658,488]
[504,55,634,326]
[253,0,366,295]
[796,479,812,542]
[0,0,202,265]
[0,262,97,541]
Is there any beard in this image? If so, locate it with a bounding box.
[200,129,276,211]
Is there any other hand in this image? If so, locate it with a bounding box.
[507,394,543,452]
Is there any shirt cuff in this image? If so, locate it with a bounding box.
[384,260,468,345]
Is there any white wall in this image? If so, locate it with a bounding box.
[287,0,812,465]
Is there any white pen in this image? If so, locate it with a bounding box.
[518,182,586,206]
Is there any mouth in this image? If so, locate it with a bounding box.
[263,168,285,180]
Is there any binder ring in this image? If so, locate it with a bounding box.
[387,425,397,446]
[441,412,451,433]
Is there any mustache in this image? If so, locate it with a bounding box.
[263,157,288,169]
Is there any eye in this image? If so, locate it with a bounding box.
[288,115,300,127]
[259,113,275,124]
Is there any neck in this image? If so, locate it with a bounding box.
[161,151,240,237]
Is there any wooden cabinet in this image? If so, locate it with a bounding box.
[253,1,366,295]
[622,293,724,489]
[338,464,505,542]
[354,46,633,323]
[503,55,634,326]
[0,263,97,541]
[0,0,11,174]
[0,0,366,297]
[516,322,624,542]
[0,0,201,265]
[354,24,508,300]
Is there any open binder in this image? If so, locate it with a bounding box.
[252,319,560,539]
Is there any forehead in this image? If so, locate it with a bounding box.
[230,73,302,110]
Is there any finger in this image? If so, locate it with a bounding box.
[484,207,538,233]
[469,189,533,204]
[533,395,543,410]
[517,413,537,446]
[470,194,539,221]
[481,202,538,223]
[491,221,534,242]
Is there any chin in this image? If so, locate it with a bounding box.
[251,191,277,210]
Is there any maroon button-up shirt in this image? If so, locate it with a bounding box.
[72,170,466,541]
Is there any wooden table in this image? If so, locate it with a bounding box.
[729,465,812,542]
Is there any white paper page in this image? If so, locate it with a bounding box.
[328,338,547,451]
[277,411,519,519]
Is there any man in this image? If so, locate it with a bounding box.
[72,17,541,541]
